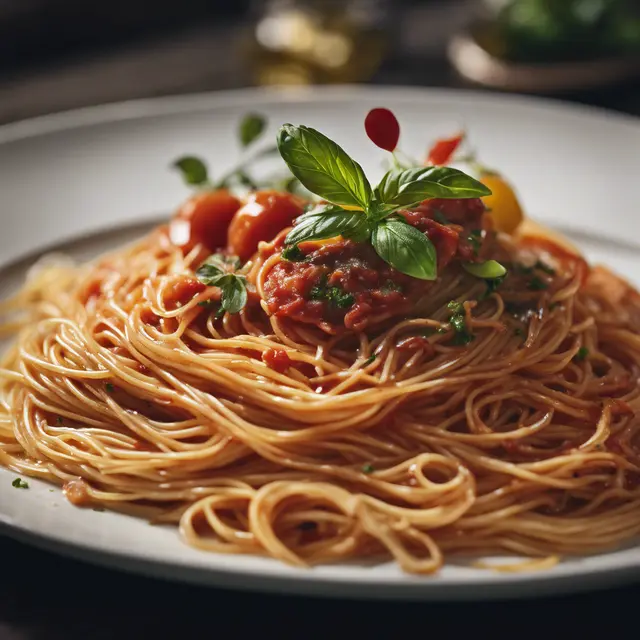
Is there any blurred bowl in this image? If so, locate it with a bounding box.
[448,22,640,94]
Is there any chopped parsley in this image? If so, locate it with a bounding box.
[363,354,376,366]
[575,347,590,362]
[197,300,218,308]
[105,383,115,393]
[527,276,548,291]
[483,275,505,299]
[309,279,355,309]
[433,210,450,225]
[56,416,63,425]
[281,245,307,262]
[12,478,28,489]
[362,463,375,474]
[447,300,474,345]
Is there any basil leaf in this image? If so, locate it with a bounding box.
[173,156,209,186]
[371,218,437,281]
[285,207,370,246]
[277,124,373,210]
[377,166,491,208]
[196,262,226,285]
[220,277,247,314]
[463,260,507,279]
[239,113,266,148]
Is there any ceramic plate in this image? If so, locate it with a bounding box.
[0,86,639,600]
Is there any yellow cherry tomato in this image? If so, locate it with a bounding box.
[481,173,524,235]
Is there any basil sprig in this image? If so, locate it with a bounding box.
[278,123,494,281]
[196,254,247,314]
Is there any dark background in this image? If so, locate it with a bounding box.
[0,1,639,637]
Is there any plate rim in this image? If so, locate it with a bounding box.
[0,85,639,599]
[0,84,637,146]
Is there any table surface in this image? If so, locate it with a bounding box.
[0,535,638,639]
[1,6,639,638]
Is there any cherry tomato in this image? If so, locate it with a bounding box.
[169,189,242,254]
[427,133,464,166]
[228,190,306,262]
[364,108,400,152]
[480,174,524,235]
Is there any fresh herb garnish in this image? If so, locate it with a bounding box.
[483,275,506,298]
[281,245,307,262]
[56,416,63,425]
[575,347,590,362]
[528,276,548,291]
[362,463,375,474]
[363,354,377,366]
[172,156,209,187]
[463,260,507,280]
[196,254,248,315]
[197,300,218,309]
[308,279,354,309]
[514,327,525,338]
[12,478,28,489]
[105,383,115,393]
[447,300,474,345]
[277,119,494,281]
[433,210,450,225]
[239,113,266,148]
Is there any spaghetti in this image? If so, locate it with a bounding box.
[1,112,639,575]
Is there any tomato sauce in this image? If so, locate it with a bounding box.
[263,198,490,331]
[262,348,293,373]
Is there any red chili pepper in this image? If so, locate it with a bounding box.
[426,133,464,166]
[364,108,400,152]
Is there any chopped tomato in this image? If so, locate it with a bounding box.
[169,189,242,255]
[228,190,306,262]
[163,277,206,309]
[262,348,293,373]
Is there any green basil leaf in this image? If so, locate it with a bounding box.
[377,166,491,208]
[277,124,372,210]
[220,277,248,314]
[371,218,437,281]
[196,262,226,285]
[173,156,209,186]
[285,207,370,246]
[239,113,267,148]
[463,260,507,279]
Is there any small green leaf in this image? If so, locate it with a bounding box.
[239,113,267,147]
[377,166,491,208]
[105,383,115,393]
[575,347,590,362]
[371,218,437,281]
[173,156,209,186]
[196,262,226,286]
[220,277,248,314]
[285,207,370,246]
[277,124,373,210]
[281,245,307,262]
[12,477,29,489]
[362,463,375,474]
[363,354,376,366]
[463,260,507,280]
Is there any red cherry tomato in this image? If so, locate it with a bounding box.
[228,190,306,262]
[364,108,400,152]
[169,190,242,255]
[427,133,464,166]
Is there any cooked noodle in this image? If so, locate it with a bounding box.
[1,219,639,575]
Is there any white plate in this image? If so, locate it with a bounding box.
[0,86,639,600]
